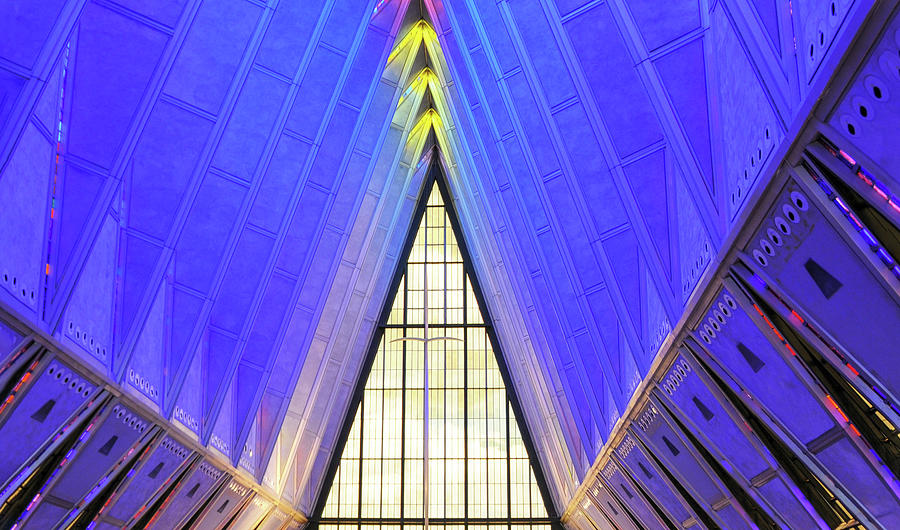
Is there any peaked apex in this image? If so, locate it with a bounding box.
[388,19,438,64]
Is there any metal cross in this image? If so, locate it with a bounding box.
[389,215,461,529]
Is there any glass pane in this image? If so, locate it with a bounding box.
[319,181,551,525]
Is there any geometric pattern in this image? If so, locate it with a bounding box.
[318,180,552,527]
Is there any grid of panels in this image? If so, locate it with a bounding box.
[319,522,551,530]
[321,186,551,526]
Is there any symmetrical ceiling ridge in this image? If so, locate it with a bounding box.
[271,2,585,512]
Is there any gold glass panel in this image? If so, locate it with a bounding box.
[320,182,550,525]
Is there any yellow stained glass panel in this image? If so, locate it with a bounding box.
[320,182,550,525]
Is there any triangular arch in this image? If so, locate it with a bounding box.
[260,0,571,514]
[309,164,559,528]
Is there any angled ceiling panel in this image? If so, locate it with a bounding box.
[653,37,716,197]
[61,212,117,367]
[162,0,262,116]
[0,0,68,70]
[210,70,289,183]
[550,103,626,235]
[126,100,214,243]
[623,149,672,279]
[709,3,784,221]
[0,122,53,316]
[66,2,168,170]
[563,3,664,159]
[626,0,702,52]
[125,282,165,405]
[32,51,64,138]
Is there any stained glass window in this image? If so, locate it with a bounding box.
[316,179,555,528]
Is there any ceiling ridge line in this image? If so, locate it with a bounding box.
[220,9,445,484]
[285,150,433,508]
[272,8,549,508]
[434,2,590,498]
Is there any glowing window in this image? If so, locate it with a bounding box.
[317,177,555,528]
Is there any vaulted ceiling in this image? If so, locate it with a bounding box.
[0,0,871,518]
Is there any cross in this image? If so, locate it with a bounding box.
[389,220,461,529]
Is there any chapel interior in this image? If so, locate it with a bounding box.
[1,0,900,528]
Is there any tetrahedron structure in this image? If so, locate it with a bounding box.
[313,174,555,527]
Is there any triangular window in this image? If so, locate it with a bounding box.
[313,172,556,527]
